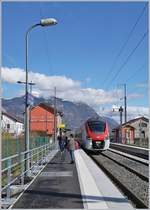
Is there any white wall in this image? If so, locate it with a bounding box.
[2,114,24,136]
[131,119,149,139]
[57,115,62,127]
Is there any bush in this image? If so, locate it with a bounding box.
[30,131,48,137]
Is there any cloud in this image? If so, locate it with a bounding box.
[136,82,148,88]
[2,67,80,91]
[128,93,144,99]
[2,67,148,121]
[2,67,25,83]
[2,67,123,104]
[85,77,91,83]
[127,106,149,119]
[98,105,149,123]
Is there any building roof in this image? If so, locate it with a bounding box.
[122,116,149,126]
[31,102,55,114]
[39,103,55,114]
[2,111,23,124]
[113,116,149,130]
[31,102,63,116]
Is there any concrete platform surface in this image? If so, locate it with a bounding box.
[11,149,134,209]
[12,150,83,209]
[75,149,134,209]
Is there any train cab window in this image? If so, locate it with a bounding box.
[87,121,105,134]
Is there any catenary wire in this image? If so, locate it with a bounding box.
[123,64,146,83]
[106,30,148,90]
[103,3,147,88]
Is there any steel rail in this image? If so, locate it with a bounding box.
[108,148,149,165]
[89,152,148,208]
[101,152,148,182]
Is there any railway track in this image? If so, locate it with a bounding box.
[106,149,148,182]
[110,143,149,160]
[88,149,149,208]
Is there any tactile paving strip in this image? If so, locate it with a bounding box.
[39,171,73,177]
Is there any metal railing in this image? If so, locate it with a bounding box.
[2,141,56,203]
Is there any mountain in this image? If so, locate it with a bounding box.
[2,96,118,131]
[102,116,119,131]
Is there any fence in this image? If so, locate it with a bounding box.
[2,136,49,158]
[2,137,56,207]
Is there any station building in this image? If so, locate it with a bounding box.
[112,116,149,146]
[30,103,63,136]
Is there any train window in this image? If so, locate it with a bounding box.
[87,121,105,134]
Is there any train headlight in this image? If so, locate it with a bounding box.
[87,136,92,141]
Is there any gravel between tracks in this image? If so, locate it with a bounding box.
[92,154,149,208]
[105,150,149,179]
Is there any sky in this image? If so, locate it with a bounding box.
[2,1,149,122]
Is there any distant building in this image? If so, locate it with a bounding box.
[113,117,149,145]
[1,112,24,136]
[30,103,63,136]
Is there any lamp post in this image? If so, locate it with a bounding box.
[17,80,36,153]
[25,18,57,176]
[17,81,35,94]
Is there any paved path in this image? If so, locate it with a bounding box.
[12,149,134,209]
[12,150,83,208]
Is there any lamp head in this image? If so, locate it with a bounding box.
[40,18,58,27]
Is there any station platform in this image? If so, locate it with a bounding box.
[11,149,133,209]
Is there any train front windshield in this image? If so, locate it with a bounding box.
[88,121,105,134]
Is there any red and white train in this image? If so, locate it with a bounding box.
[76,118,110,151]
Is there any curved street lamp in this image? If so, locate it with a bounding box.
[25,18,58,176]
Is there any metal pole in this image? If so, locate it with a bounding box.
[25,29,30,176]
[45,110,47,134]
[30,81,32,94]
[124,84,127,123]
[29,82,33,142]
[25,24,40,176]
[54,87,56,142]
[139,118,142,146]
[119,106,123,143]
[24,20,57,175]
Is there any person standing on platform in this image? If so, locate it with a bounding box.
[57,128,64,153]
[62,131,68,150]
[67,133,75,164]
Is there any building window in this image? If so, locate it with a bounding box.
[141,123,147,127]
[141,131,145,139]
[135,129,139,138]
[7,124,10,129]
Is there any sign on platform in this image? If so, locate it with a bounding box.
[58,124,65,129]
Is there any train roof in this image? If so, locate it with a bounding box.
[86,117,106,123]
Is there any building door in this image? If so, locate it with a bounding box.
[125,129,130,144]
